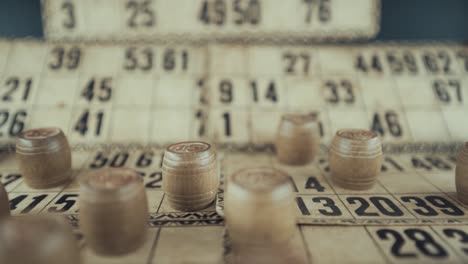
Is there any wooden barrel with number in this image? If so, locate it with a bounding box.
[16,127,72,189]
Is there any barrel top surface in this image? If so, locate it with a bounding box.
[166,141,211,154]
[164,142,214,162]
[16,127,67,152]
[80,168,142,193]
[336,129,379,141]
[20,127,61,140]
[282,113,317,125]
[330,129,382,157]
[231,167,290,192]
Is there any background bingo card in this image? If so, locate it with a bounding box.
[41,0,380,41]
[0,41,467,147]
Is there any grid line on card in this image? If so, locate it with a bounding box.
[412,168,468,213]
[428,72,455,142]
[156,193,165,213]
[30,44,50,135]
[70,48,86,141]
[380,154,460,220]
[364,226,392,264]
[277,47,288,114]
[82,0,90,35]
[0,42,12,77]
[320,102,333,146]
[387,65,415,142]
[306,47,330,141]
[151,73,162,143]
[283,78,292,114]
[148,76,156,143]
[190,76,198,141]
[5,175,23,193]
[190,79,201,141]
[0,41,13,135]
[146,227,162,264]
[429,225,465,261]
[115,0,124,34]
[314,47,324,79]
[106,73,118,143]
[316,164,358,221]
[106,73,116,143]
[37,191,64,215]
[374,157,421,219]
[107,62,122,143]
[376,180,420,220]
[413,170,450,195]
[298,226,314,264]
[246,47,254,146]
[435,77,463,141]
[204,45,215,145]
[355,70,373,137]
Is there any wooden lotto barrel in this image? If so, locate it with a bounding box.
[456,142,468,204]
[275,113,320,165]
[162,141,219,211]
[0,183,9,220]
[225,167,296,248]
[329,129,383,190]
[0,215,81,264]
[16,127,71,189]
[79,168,148,256]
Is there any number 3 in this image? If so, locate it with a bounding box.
[61,1,76,29]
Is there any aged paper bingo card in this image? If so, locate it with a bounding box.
[1,1,468,263]
[1,40,468,263]
[41,0,380,41]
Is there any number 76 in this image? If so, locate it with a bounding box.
[303,0,331,24]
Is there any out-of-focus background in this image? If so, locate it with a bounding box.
[0,0,467,40]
